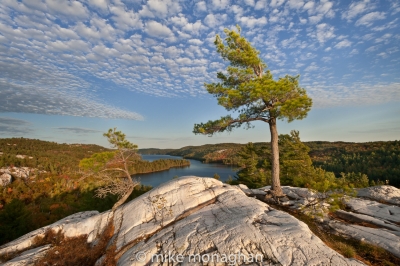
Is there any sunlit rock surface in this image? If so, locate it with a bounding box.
[0,177,369,265]
[357,185,400,206]
[0,210,112,259]
[240,184,400,260]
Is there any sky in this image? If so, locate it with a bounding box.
[0,0,399,149]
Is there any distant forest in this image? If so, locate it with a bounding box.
[140,140,400,187]
[0,138,189,244]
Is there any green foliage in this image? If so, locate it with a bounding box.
[79,151,116,172]
[193,26,312,136]
[0,138,108,173]
[103,128,138,151]
[279,130,315,187]
[230,142,271,188]
[213,173,221,180]
[311,140,400,186]
[0,199,34,244]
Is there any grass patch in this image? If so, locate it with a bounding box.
[34,221,114,266]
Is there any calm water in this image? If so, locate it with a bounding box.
[135,155,237,187]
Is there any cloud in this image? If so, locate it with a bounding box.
[287,0,304,9]
[110,4,142,30]
[309,82,400,108]
[355,11,386,27]
[195,1,207,12]
[88,0,109,11]
[238,16,267,28]
[144,21,174,38]
[270,0,285,8]
[211,0,230,10]
[342,0,374,21]
[204,13,227,27]
[334,39,352,49]
[0,117,32,135]
[309,23,335,44]
[45,0,89,18]
[255,0,267,10]
[54,127,101,134]
[146,0,181,18]
[0,80,143,120]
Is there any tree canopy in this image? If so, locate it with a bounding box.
[79,128,140,211]
[193,25,312,195]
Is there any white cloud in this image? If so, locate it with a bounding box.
[170,16,188,27]
[255,0,267,10]
[110,4,142,30]
[195,1,207,12]
[303,1,315,13]
[244,0,255,7]
[182,20,205,35]
[0,80,143,120]
[146,0,181,18]
[144,21,174,38]
[204,13,227,27]
[211,0,230,10]
[334,39,352,48]
[310,82,400,108]
[355,11,386,27]
[309,14,323,24]
[305,62,318,72]
[342,0,374,21]
[309,23,335,44]
[287,0,304,9]
[350,49,359,55]
[188,39,203,45]
[238,16,267,28]
[45,0,88,18]
[88,0,108,11]
[270,0,285,8]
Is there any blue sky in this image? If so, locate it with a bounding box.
[0,0,399,149]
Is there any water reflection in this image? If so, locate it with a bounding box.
[136,155,237,187]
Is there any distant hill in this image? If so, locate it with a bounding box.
[0,138,108,174]
[141,140,400,187]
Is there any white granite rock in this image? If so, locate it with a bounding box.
[0,177,368,265]
[117,179,363,266]
[0,210,112,257]
[1,245,51,266]
[345,198,400,224]
[357,185,400,206]
[0,173,12,186]
[335,210,400,236]
[0,167,45,183]
[327,220,400,258]
[111,176,239,254]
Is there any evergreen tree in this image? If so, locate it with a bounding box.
[193,26,312,196]
[79,128,140,211]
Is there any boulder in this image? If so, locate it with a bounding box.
[327,220,400,258]
[357,185,400,206]
[0,211,112,258]
[117,178,363,265]
[0,177,365,266]
[0,173,12,186]
[345,198,400,224]
[1,245,51,266]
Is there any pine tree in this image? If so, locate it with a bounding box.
[193,26,312,195]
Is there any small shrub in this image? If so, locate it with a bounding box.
[34,221,114,266]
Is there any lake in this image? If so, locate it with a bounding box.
[136,155,238,187]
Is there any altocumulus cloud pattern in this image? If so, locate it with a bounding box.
[0,0,399,119]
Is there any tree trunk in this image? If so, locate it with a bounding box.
[269,118,283,196]
[112,184,135,212]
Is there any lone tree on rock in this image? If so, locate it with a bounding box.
[79,128,140,211]
[193,26,312,196]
